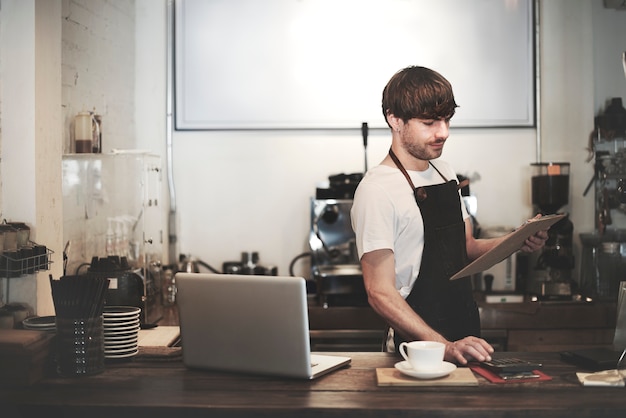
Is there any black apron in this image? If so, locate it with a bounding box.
[389,149,480,351]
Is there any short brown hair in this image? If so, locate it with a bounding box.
[382,66,458,128]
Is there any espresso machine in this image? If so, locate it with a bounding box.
[579,96,626,301]
[525,162,576,299]
[309,175,366,307]
[307,124,370,307]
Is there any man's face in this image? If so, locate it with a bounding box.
[399,117,450,162]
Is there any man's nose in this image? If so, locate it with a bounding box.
[435,120,449,138]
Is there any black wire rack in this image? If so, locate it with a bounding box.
[0,241,54,279]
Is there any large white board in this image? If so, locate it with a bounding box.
[175,0,535,130]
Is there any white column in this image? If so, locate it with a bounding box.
[1,0,63,315]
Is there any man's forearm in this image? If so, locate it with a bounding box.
[367,288,446,343]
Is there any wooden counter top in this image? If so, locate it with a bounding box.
[2,351,625,417]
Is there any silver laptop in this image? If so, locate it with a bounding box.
[175,273,351,379]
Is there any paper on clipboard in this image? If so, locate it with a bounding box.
[449,214,565,280]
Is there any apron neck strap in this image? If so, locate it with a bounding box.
[388,148,416,189]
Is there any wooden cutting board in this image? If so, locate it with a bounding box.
[0,329,47,350]
[376,366,479,386]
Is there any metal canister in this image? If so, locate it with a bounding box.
[0,224,17,251]
[7,222,30,248]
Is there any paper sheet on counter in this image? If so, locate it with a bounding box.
[138,326,180,347]
[577,370,625,387]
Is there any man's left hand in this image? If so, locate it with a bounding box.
[520,229,549,253]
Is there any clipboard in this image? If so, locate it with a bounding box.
[449,214,565,280]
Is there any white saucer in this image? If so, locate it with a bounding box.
[104,349,139,359]
[394,361,456,379]
[23,316,55,328]
[103,328,140,338]
[105,340,138,350]
[105,348,138,359]
[104,323,140,333]
[104,333,138,341]
[103,314,139,323]
[103,306,141,317]
[105,343,138,353]
[104,320,140,330]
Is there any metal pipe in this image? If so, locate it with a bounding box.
[166,0,178,265]
[534,0,542,163]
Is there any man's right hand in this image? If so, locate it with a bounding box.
[444,336,494,365]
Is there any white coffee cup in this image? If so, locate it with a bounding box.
[399,341,445,371]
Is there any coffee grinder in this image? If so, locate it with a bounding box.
[525,162,576,299]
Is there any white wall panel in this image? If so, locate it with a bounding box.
[174,0,535,130]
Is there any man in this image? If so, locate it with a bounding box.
[350,66,548,365]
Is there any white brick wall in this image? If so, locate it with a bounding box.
[62,0,136,154]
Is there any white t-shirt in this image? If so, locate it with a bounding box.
[350,159,469,298]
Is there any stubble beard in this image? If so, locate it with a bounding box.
[401,136,443,162]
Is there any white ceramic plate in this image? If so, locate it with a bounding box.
[103,327,139,335]
[105,342,138,353]
[103,306,141,317]
[104,316,140,324]
[23,316,56,328]
[105,341,137,349]
[103,317,140,324]
[103,314,139,323]
[394,361,457,379]
[103,322,140,332]
[104,339,137,347]
[103,315,140,323]
[104,327,140,337]
[23,325,56,331]
[105,338,138,349]
[104,323,140,332]
[104,332,138,341]
[105,349,138,359]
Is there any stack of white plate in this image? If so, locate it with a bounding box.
[22,315,56,332]
[103,306,141,360]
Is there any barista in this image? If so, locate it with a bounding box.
[350,66,548,365]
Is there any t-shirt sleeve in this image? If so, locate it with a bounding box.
[351,181,396,259]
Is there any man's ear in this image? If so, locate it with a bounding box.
[387,113,402,132]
